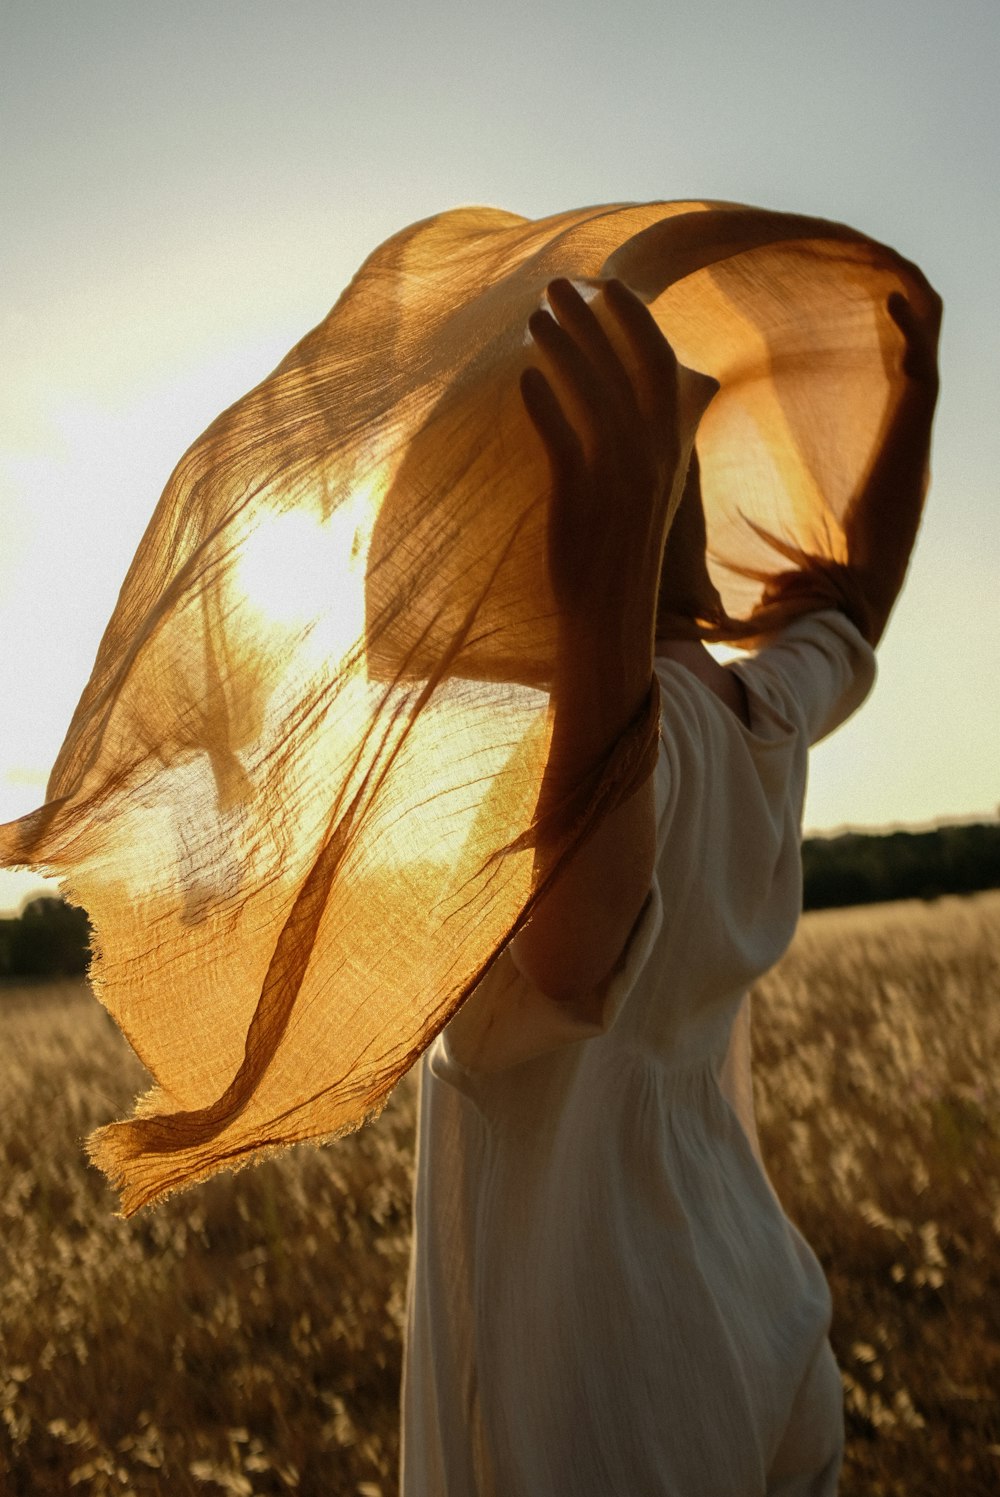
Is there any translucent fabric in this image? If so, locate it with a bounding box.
[0,202,932,1212]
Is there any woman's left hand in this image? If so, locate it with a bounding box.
[837,285,942,645]
[887,287,942,395]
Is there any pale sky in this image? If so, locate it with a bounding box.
[2,0,998,913]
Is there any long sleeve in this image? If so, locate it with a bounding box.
[733,609,877,747]
[440,834,664,1077]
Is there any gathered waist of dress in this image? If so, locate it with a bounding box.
[609,989,747,1080]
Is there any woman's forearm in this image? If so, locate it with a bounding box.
[509,646,658,1010]
[509,773,656,1013]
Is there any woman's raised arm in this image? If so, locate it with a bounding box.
[842,288,942,646]
[508,279,715,1008]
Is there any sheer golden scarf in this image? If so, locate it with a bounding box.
[0,202,932,1212]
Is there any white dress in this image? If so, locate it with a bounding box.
[401,611,876,1497]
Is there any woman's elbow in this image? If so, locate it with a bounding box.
[509,881,651,1012]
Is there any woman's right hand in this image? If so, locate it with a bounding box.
[520,278,717,714]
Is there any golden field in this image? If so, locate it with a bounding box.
[1,893,998,1496]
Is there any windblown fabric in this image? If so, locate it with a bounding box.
[0,202,932,1212]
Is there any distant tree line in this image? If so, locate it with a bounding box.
[802,821,1000,910]
[0,897,91,980]
[1,822,997,979]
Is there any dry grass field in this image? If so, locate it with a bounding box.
[1,893,998,1496]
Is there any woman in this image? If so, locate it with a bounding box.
[402,278,940,1494]
[0,213,939,1497]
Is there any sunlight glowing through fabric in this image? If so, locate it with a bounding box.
[0,202,934,1212]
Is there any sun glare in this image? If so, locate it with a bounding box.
[234,482,379,668]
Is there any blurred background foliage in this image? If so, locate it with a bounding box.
[0,897,91,980]
[801,821,1000,910]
